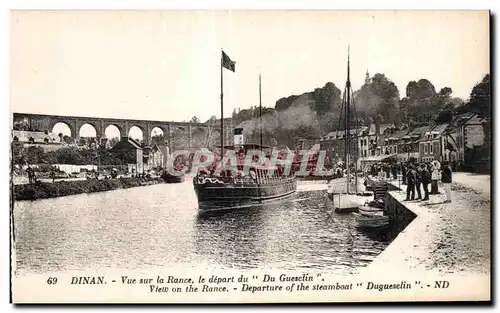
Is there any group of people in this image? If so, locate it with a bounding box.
[404,161,453,203]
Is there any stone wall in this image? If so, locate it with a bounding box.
[384,192,417,239]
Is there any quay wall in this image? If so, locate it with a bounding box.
[13,177,165,201]
[362,176,439,275]
[365,175,417,238]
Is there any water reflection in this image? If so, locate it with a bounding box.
[14,183,391,276]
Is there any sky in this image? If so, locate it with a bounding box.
[10,10,490,138]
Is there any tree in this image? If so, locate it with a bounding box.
[236,108,254,121]
[11,142,25,165]
[108,137,120,148]
[24,146,48,164]
[275,95,299,111]
[151,134,166,145]
[312,82,342,114]
[404,79,438,125]
[354,73,400,124]
[190,116,200,123]
[467,74,490,117]
[436,109,454,124]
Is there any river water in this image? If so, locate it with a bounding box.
[13,180,391,276]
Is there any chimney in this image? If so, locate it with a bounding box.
[233,127,244,148]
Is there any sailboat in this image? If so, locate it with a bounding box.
[326,48,373,214]
[193,52,297,213]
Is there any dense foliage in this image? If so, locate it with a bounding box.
[12,144,132,166]
[14,177,164,201]
[227,73,489,148]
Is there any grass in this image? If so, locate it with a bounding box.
[13,177,164,201]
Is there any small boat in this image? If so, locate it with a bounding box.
[327,192,366,213]
[358,205,384,215]
[353,212,390,229]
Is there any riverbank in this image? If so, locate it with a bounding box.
[13,177,165,201]
[364,173,491,276]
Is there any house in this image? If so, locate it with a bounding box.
[109,137,143,174]
[12,130,60,144]
[143,144,165,171]
[458,114,488,160]
[442,113,474,162]
[396,125,429,162]
[377,125,399,156]
[419,124,449,163]
[319,128,361,166]
[357,123,393,158]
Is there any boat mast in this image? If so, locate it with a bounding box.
[220,50,224,158]
[345,46,351,194]
[259,73,263,151]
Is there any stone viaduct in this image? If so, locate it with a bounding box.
[12,112,235,148]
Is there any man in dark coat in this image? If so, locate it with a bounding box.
[401,164,407,185]
[441,161,453,203]
[415,164,422,200]
[420,164,431,201]
[392,165,398,180]
[405,165,416,201]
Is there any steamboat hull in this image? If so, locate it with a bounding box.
[193,179,297,212]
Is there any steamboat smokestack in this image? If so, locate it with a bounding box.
[233,127,244,148]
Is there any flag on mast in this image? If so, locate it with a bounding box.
[222,51,236,72]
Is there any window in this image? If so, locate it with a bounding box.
[430,143,433,154]
[424,144,428,154]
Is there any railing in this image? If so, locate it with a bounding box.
[194,172,295,186]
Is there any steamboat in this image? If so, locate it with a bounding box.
[192,141,297,212]
[193,52,297,212]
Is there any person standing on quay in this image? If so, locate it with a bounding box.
[441,161,453,203]
[405,165,416,201]
[430,160,441,194]
[415,164,422,200]
[420,164,431,201]
[401,163,407,185]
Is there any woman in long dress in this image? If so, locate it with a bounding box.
[430,160,441,194]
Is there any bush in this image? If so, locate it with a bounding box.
[14,177,164,201]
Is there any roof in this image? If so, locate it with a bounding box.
[109,137,143,153]
[310,144,320,152]
[429,124,449,135]
[390,129,410,140]
[451,112,475,127]
[126,138,142,150]
[408,125,431,136]
[465,114,486,125]
[363,123,393,136]
[322,128,362,140]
